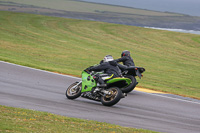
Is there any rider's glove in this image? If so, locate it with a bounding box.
[87,66,93,71]
[84,67,92,73]
[84,69,90,73]
[84,66,93,73]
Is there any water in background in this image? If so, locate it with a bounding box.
[144,27,200,35]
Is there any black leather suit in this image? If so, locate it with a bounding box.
[115,56,135,66]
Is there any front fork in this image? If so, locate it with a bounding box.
[71,81,82,90]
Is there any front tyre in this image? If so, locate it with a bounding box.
[66,82,82,99]
[101,87,122,106]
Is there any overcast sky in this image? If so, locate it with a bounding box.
[81,0,200,16]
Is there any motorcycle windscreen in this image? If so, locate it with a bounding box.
[81,71,97,93]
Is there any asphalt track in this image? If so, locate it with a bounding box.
[0,61,200,133]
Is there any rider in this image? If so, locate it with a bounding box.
[115,50,138,88]
[86,55,122,87]
[115,50,135,67]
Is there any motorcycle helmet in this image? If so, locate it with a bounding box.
[121,50,130,57]
[103,55,114,62]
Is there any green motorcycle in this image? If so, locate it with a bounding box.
[66,70,132,106]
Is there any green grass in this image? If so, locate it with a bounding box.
[0,11,200,100]
[0,105,157,133]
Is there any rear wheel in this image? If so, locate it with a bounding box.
[121,75,137,93]
[101,87,122,106]
[66,82,82,99]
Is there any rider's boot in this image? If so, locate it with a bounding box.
[97,83,107,87]
[92,84,106,94]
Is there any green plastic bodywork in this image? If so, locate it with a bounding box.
[106,77,132,85]
[81,71,132,93]
[81,71,97,92]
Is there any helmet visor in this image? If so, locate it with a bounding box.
[104,55,114,62]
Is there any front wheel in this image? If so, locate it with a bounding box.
[101,87,122,106]
[66,82,82,99]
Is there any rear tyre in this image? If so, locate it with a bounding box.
[121,75,137,93]
[101,87,122,106]
[66,82,82,99]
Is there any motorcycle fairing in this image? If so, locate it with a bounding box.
[81,71,97,93]
[106,77,131,85]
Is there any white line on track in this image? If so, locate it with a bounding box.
[0,61,81,80]
[135,90,200,105]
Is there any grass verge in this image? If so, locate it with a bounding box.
[0,105,157,133]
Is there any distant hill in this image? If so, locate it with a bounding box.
[81,0,200,17]
[0,0,200,30]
